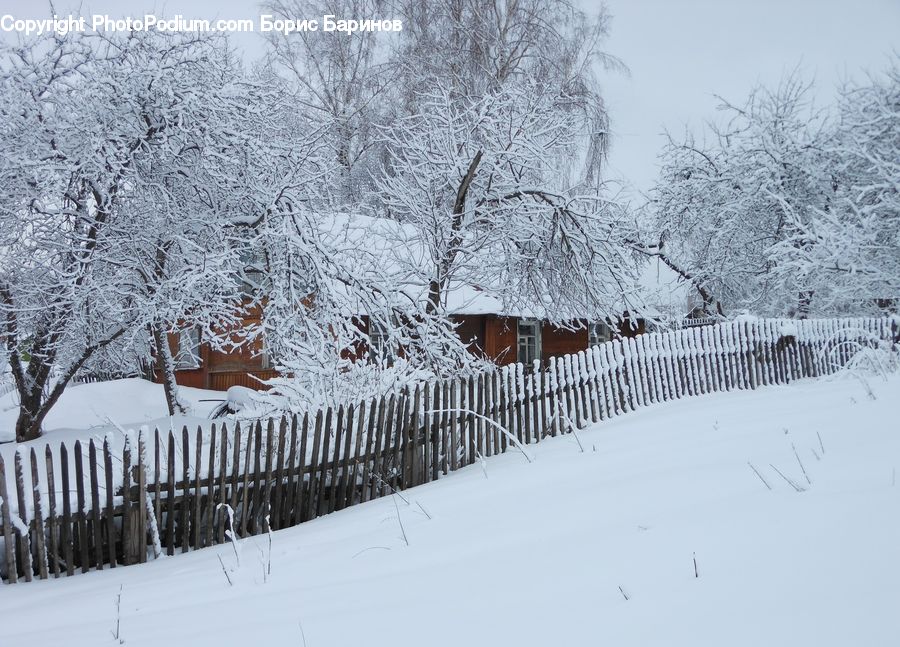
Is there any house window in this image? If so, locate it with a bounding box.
[517,320,541,365]
[369,319,395,364]
[260,334,272,370]
[175,327,201,369]
[588,322,613,347]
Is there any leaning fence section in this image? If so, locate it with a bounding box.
[1,316,896,583]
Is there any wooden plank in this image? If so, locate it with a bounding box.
[102,439,117,568]
[418,383,428,485]
[383,395,398,497]
[369,394,394,499]
[304,411,324,520]
[205,423,218,546]
[475,373,486,453]
[137,433,148,563]
[392,394,409,489]
[122,438,134,566]
[401,388,416,488]
[165,431,176,556]
[217,423,230,544]
[492,370,502,452]
[449,382,460,470]
[272,417,287,527]
[269,416,287,530]
[192,427,203,549]
[347,401,366,508]
[523,365,534,443]
[227,422,242,538]
[28,449,48,579]
[292,414,309,524]
[179,427,190,552]
[59,444,74,576]
[88,440,104,570]
[249,421,263,535]
[153,430,161,542]
[496,369,507,454]
[44,446,60,578]
[238,423,254,536]
[281,416,298,528]
[374,395,393,499]
[433,383,443,480]
[0,455,17,583]
[328,407,345,515]
[261,418,275,529]
[514,364,525,443]
[14,450,33,581]
[336,406,354,512]
[441,382,450,475]
[315,408,333,518]
[471,375,482,454]
[360,399,379,503]
[227,423,242,539]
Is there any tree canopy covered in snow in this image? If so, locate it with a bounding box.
[642,62,899,318]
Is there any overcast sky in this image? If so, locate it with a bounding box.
[2,0,898,195]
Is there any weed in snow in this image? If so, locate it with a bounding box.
[476,451,488,479]
[111,584,124,643]
[769,464,806,493]
[351,546,391,559]
[217,554,233,587]
[747,462,772,491]
[415,501,432,520]
[792,443,812,486]
[218,503,241,567]
[298,620,309,647]
[392,493,409,547]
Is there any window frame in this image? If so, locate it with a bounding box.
[517,319,542,365]
[174,327,202,369]
[588,321,613,347]
[368,318,396,365]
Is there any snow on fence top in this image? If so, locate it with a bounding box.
[0,316,896,583]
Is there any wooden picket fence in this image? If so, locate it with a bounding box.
[1,316,896,584]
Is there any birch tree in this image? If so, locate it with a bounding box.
[263,0,394,205]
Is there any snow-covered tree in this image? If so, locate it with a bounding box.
[0,32,260,439]
[644,74,835,316]
[394,0,623,186]
[262,0,394,205]
[644,65,899,318]
[770,62,900,313]
[375,83,639,324]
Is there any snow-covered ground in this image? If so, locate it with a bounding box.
[1,373,898,646]
[0,378,225,444]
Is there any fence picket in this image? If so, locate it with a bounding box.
[0,455,17,583]
[44,446,60,578]
[60,444,74,576]
[102,440,116,569]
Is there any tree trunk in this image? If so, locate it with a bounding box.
[14,388,45,443]
[152,324,187,417]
